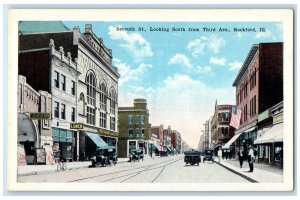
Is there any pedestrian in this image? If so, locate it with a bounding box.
[237,149,244,168]
[248,145,255,172]
[225,150,228,160]
[229,150,232,160]
[217,148,222,162]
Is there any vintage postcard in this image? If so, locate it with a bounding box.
[7,9,294,191]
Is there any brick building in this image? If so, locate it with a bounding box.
[171,130,182,154]
[230,43,283,153]
[118,99,150,158]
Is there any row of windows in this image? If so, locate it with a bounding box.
[219,112,229,122]
[128,129,145,137]
[250,95,257,117]
[54,101,75,122]
[53,71,76,95]
[236,68,257,105]
[128,115,145,125]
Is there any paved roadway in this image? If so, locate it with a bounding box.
[18,155,249,183]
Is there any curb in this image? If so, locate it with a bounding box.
[214,161,258,183]
[18,160,130,177]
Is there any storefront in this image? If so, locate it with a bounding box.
[18,113,39,165]
[254,122,283,167]
[52,128,75,162]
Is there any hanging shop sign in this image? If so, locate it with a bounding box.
[70,123,84,129]
[29,112,50,120]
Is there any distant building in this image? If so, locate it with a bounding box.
[151,124,164,151]
[171,130,182,153]
[163,126,172,154]
[118,99,150,158]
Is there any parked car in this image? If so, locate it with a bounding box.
[184,150,201,166]
[203,149,213,163]
[129,149,144,162]
[91,146,117,167]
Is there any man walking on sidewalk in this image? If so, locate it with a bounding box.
[218,148,222,162]
[237,149,244,168]
[248,145,255,172]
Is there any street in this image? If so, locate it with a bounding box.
[18,155,250,183]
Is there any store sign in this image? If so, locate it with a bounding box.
[258,110,270,122]
[70,123,84,129]
[29,112,50,120]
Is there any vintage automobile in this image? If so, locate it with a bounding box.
[203,149,214,163]
[129,149,144,162]
[184,150,201,166]
[91,146,118,167]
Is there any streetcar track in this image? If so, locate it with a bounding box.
[151,166,166,183]
[68,156,183,183]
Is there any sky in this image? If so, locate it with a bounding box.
[64,21,282,149]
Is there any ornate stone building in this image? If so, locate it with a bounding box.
[18,22,120,161]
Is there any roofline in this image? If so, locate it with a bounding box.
[232,44,259,87]
[19,30,73,35]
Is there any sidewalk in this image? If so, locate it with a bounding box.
[213,157,283,183]
[17,158,129,176]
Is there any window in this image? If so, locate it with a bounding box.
[100,83,107,111]
[136,128,140,137]
[61,104,66,120]
[136,115,140,124]
[54,71,59,88]
[254,95,256,115]
[61,74,66,91]
[100,112,106,128]
[128,129,133,137]
[109,88,116,115]
[54,101,59,118]
[110,117,115,131]
[221,112,229,121]
[71,107,75,122]
[141,129,145,138]
[140,115,145,124]
[87,73,96,106]
[128,116,133,125]
[71,80,76,95]
[87,106,95,125]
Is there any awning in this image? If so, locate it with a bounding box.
[85,132,108,148]
[166,146,172,152]
[222,132,244,149]
[254,123,283,144]
[213,143,220,150]
[244,126,256,133]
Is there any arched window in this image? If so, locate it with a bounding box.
[109,88,116,115]
[99,82,107,128]
[100,82,107,111]
[86,73,96,106]
[86,72,96,125]
[109,87,117,131]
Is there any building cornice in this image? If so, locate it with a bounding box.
[233,45,259,87]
